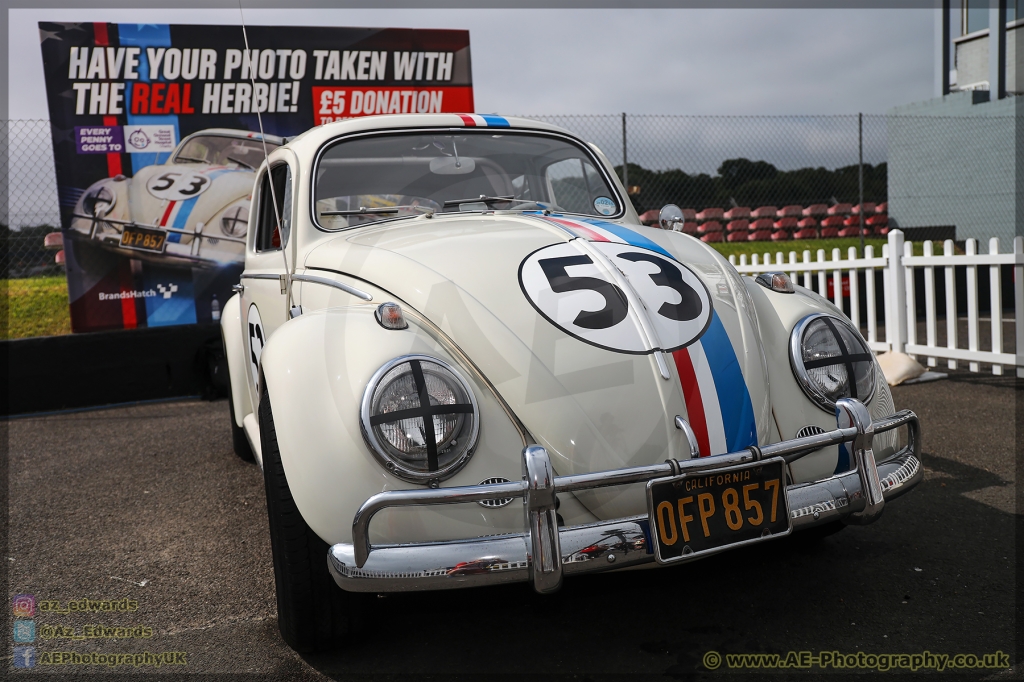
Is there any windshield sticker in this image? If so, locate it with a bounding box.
[593,196,616,216]
[519,242,713,354]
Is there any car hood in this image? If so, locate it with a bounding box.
[305,214,771,518]
[126,164,254,229]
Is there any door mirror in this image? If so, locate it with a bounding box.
[659,204,684,231]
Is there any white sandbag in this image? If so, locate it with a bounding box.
[875,351,926,386]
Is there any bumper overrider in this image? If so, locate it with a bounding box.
[328,398,921,594]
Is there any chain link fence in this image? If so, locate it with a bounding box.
[3,113,1017,277]
[4,120,63,278]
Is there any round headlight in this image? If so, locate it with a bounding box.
[790,313,876,412]
[83,186,115,216]
[221,205,248,237]
[360,355,479,484]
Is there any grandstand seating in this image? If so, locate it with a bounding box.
[641,202,889,241]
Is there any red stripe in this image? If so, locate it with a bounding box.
[540,216,611,242]
[457,114,476,126]
[118,261,137,329]
[159,201,176,226]
[672,348,711,457]
[93,22,109,46]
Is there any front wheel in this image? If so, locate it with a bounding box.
[259,385,355,652]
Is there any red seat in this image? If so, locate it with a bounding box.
[696,207,724,221]
[820,215,845,228]
[749,218,775,232]
[726,219,750,232]
[797,217,818,229]
[876,226,890,236]
[638,209,660,226]
[828,203,852,216]
[748,229,773,242]
[697,220,723,234]
[852,202,876,216]
[44,232,63,249]
[866,214,888,227]
[777,205,803,218]
[55,249,66,265]
[843,216,863,227]
[681,221,699,235]
[803,204,829,217]
[726,230,748,242]
[820,227,841,238]
[838,226,862,238]
[875,202,888,214]
[774,217,799,231]
[723,206,750,220]
[700,231,724,243]
[771,230,790,241]
[793,228,819,240]
[751,206,778,219]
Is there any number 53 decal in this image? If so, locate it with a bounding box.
[519,242,713,354]
[146,170,212,201]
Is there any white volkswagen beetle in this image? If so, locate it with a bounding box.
[220,114,922,652]
[69,128,283,267]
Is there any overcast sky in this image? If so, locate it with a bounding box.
[10,7,934,119]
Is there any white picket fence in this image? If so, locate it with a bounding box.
[729,230,1024,377]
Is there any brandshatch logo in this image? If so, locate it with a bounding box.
[98,283,178,301]
[128,128,150,149]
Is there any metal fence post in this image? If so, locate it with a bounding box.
[858,113,864,254]
[886,229,907,353]
[621,112,628,189]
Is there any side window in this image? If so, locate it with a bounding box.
[545,158,616,215]
[256,164,292,252]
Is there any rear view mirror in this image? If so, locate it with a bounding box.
[429,156,476,175]
[659,204,684,231]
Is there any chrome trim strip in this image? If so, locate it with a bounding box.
[291,273,373,301]
[240,273,281,281]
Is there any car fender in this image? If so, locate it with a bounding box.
[220,293,251,428]
[258,305,536,547]
[743,279,898,483]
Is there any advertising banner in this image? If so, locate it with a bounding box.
[39,22,473,332]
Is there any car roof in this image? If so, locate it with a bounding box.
[178,128,286,146]
[282,114,575,156]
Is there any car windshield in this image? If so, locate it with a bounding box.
[173,135,278,170]
[314,131,622,228]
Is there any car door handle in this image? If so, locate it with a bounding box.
[231,283,245,293]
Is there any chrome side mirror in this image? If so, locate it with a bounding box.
[659,204,684,231]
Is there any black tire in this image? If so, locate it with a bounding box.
[228,383,255,462]
[259,385,354,652]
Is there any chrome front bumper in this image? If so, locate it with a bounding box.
[328,398,922,594]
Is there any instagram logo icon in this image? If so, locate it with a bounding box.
[12,594,35,618]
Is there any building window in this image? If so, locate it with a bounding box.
[964,0,989,34]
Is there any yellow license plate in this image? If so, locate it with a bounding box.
[646,457,792,563]
[120,227,167,253]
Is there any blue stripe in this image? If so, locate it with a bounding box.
[118,24,179,172]
[480,114,510,128]
[170,169,237,230]
[701,313,759,451]
[579,219,675,260]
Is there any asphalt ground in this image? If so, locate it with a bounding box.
[4,371,1020,680]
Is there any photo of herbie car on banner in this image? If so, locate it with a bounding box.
[39,22,473,332]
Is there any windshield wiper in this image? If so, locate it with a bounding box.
[322,205,435,217]
[226,155,255,170]
[175,155,207,164]
[442,195,533,208]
